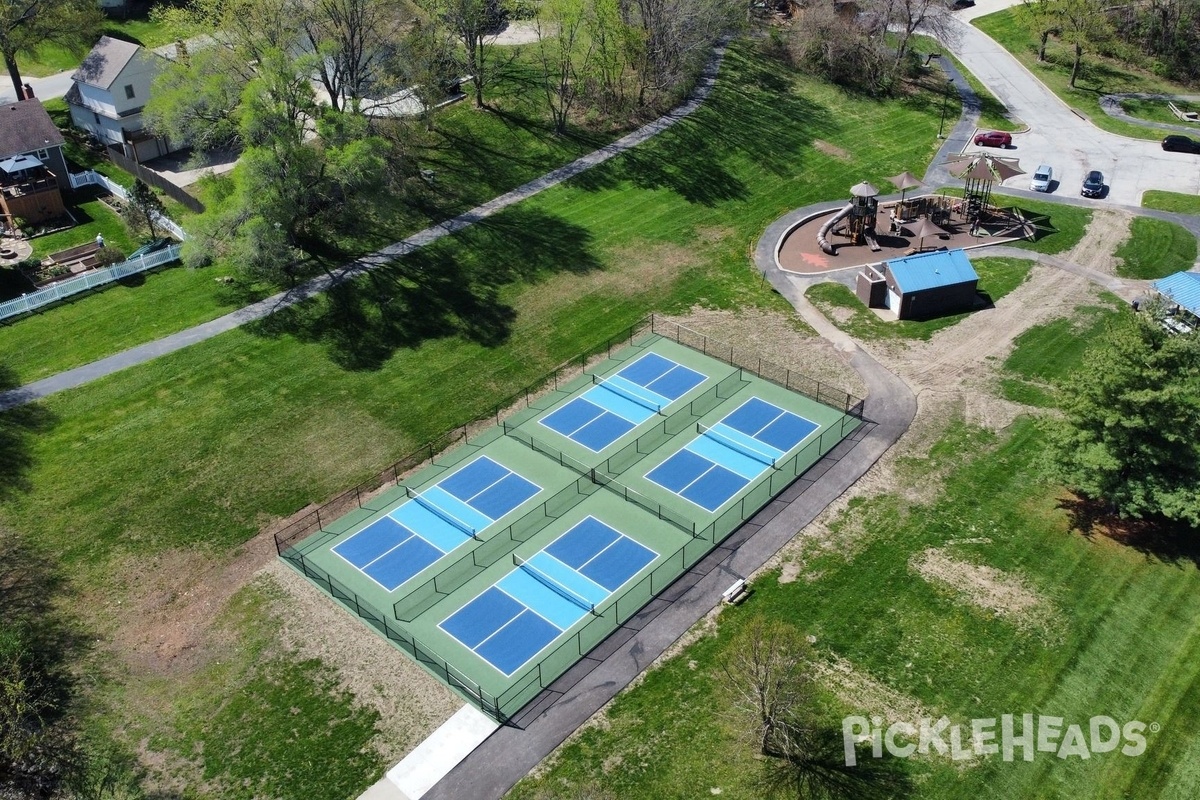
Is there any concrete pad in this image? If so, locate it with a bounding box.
[360,705,498,800]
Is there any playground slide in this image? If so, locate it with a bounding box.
[817,203,854,255]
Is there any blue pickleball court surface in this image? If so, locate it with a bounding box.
[439,517,658,676]
[646,397,818,512]
[539,353,706,452]
[333,456,542,592]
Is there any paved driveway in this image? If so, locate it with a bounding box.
[945,1,1200,205]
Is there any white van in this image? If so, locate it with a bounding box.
[1030,165,1053,192]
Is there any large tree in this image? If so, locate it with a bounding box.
[417,0,505,108]
[1039,0,1113,87]
[1045,312,1200,527]
[184,50,388,285]
[0,0,103,98]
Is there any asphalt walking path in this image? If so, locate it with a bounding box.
[0,39,730,413]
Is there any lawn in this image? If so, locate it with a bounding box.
[806,256,1035,342]
[973,9,1200,141]
[509,411,1200,799]
[1120,97,1200,131]
[28,195,137,259]
[20,14,183,78]
[1114,217,1199,279]
[999,298,1127,406]
[0,42,958,796]
[1142,190,1200,215]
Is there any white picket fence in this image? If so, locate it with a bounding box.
[67,170,188,241]
[0,244,183,323]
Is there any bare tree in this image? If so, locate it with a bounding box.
[1047,0,1113,86]
[298,0,416,111]
[882,0,954,73]
[719,616,814,757]
[789,0,890,94]
[621,0,741,107]
[418,0,505,108]
[533,0,597,133]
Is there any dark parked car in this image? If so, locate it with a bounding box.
[1081,170,1105,198]
[1162,135,1200,154]
[974,130,1012,148]
[127,238,172,259]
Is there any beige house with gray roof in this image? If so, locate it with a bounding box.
[66,36,177,162]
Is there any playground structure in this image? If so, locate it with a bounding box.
[778,190,1038,274]
[817,181,880,255]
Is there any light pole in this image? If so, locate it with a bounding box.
[938,79,954,139]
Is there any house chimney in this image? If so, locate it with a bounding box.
[22,83,33,100]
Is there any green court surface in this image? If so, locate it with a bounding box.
[280,323,863,721]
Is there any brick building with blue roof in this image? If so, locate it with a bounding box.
[855,249,980,320]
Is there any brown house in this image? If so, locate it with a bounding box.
[0,100,69,228]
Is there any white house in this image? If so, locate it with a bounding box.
[66,36,177,162]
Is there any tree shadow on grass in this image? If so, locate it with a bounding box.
[0,365,56,501]
[1060,495,1200,569]
[0,533,91,799]
[250,206,603,371]
[569,49,837,206]
[756,725,916,800]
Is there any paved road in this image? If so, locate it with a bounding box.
[947,1,1200,205]
[0,39,200,104]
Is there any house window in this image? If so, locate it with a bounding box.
[124,84,135,99]
[34,149,48,161]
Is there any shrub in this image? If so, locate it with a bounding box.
[94,247,126,267]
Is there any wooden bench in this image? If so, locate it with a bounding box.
[722,578,749,605]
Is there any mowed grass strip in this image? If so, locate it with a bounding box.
[973,9,1198,141]
[806,256,1035,342]
[1142,190,1200,215]
[1114,217,1199,279]
[1000,300,1127,406]
[510,415,1200,799]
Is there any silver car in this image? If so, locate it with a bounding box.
[1030,164,1053,192]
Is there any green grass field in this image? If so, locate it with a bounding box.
[999,299,1126,406]
[1142,191,1200,215]
[806,256,1035,342]
[510,409,1200,799]
[973,10,1199,141]
[20,15,182,77]
[1114,217,1199,279]
[1119,98,1200,131]
[0,42,965,797]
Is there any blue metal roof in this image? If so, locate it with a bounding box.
[1154,271,1200,316]
[886,249,978,294]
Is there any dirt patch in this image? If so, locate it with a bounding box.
[487,20,552,46]
[1064,209,1133,276]
[516,239,688,323]
[661,306,867,400]
[910,546,1061,638]
[812,653,937,724]
[96,533,278,678]
[261,562,461,760]
[813,140,851,160]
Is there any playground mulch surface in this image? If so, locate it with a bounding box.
[777,198,1035,274]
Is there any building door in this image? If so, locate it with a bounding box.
[887,288,901,312]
